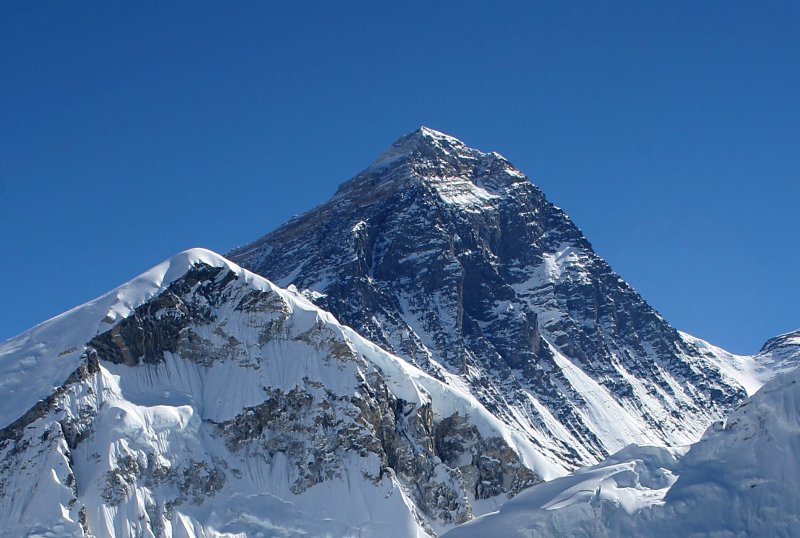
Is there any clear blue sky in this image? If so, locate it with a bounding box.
[1,2,798,354]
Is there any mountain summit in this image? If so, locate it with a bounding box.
[367,126,468,167]
[229,128,753,469]
[338,126,526,206]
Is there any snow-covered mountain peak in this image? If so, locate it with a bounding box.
[2,127,794,537]
[230,128,752,473]
[1,247,559,536]
[229,129,531,262]
[0,247,316,431]
[332,126,526,210]
[367,126,476,170]
[759,328,800,354]
[410,125,463,145]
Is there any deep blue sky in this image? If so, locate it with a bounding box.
[1,2,798,354]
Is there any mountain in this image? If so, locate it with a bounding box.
[0,128,790,537]
[444,331,800,537]
[683,328,800,396]
[229,127,752,469]
[0,249,553,537]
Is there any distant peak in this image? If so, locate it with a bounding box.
[415,125,459,142]
[398,125,467,149]
[367,126,476,172]
[328,127,527,201]
[760,329,800,354]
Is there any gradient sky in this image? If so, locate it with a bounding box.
[1,2,798,354]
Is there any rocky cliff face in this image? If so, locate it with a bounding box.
[230,127,748,468]
[0,249,544,537]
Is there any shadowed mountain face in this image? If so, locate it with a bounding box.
[229,127,748,468]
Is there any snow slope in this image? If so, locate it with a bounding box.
[445,334,800,537]
[0,249,556,537]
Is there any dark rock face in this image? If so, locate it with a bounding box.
[759,329,800,355]
[0,354,99,535]
[89,265,237,366]
[209,373,535,526]
[101,454,226,507]
[230,127,747,466]
[435,413,536,500]
[0,352,99,447]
